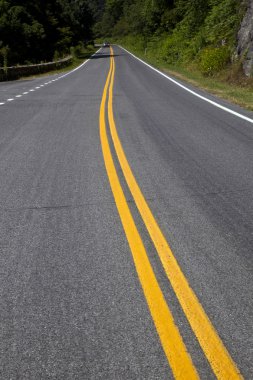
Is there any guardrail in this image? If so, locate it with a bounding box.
[0,56,73,81]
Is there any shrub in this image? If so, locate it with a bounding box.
[53,50,61,61]
[199,46,230,75]
[70,43,86,58]
[162,34,185,64]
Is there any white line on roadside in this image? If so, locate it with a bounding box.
[119,46,253,125]
[0,48,101,108]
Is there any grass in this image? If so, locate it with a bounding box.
[117,42,253,112]
[163,65,253,111]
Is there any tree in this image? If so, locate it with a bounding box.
[0,0,94,65]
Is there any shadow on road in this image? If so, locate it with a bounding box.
[90,53,121,59]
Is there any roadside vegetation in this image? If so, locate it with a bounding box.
[0,1,103,67]
[115,36,253,111]
[1,0,253,110]
[95,0,253,110]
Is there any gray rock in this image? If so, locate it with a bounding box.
[237,0,253,76]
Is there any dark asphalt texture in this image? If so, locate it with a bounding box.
[0,46,252,379]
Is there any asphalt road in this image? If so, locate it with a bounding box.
[0,46,252,379]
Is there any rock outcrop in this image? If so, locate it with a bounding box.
[237,0,253,76]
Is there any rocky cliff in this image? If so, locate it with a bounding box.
[237,0,253,76]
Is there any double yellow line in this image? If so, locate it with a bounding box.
[99,47,242,379]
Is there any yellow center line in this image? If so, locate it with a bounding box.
[100,52,199,379]
[107,47,242,380]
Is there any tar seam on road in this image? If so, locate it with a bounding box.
[101,46,243,379]
[99,49,199,379]
[119,46,253,125]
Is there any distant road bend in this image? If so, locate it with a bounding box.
[0,46,252,379]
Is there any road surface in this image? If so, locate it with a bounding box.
[0,46,252,379]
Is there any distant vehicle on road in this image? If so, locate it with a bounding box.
[103,41,110,47]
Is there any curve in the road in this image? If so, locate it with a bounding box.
[102,46,243,379]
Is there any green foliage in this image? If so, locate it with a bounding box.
[70,43,86,58]
[204,0,240,46]
[0,0,94,65]
[56,27,73,54]
[0,45,9,70]
[113,18,130,36]
[98,0,246,75]
[174,0,210,37]
[0,0,246,70]
[53,50,61,61]
[198,46,230,75]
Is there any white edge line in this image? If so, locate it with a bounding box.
[57,48,102,79]
[0,49,102,108]
[119,45,253,125]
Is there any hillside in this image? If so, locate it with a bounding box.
[95,0,252,78]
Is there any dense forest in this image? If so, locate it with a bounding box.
[0,0,103,66]
[95,0,246,75]
[0,0,248,76]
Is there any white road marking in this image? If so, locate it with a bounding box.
[0,48,101,107]
[120,46,253,125]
